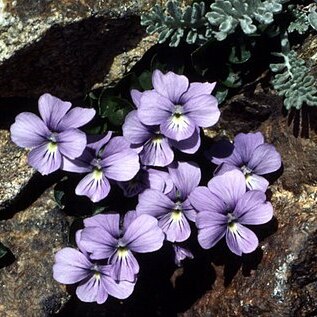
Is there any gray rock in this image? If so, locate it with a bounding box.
[0,188,70,316]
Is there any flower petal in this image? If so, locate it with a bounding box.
[131,89,143,108]
[152,69,189,103]
[182,198,197,222]
[180,82,216,104]
[183,94,220,127]
[122,110,154,145]
[122,214,164,253]
[61,154,93,173]
[109,250,139,282]
[159,212,191,242]
[80,226,118,260]
[160,113,196,141]
[28,142,62,175]
[75,172,111,203]
[101,270,135,299]
[234,190,273,225]
[137,189,175,218]
[57,107,95,130]
[170,127,201,154]
[234,132,264,164]
[76,275,101,303]
[168,161,201,199]
[207,170,246,210]
[147,168,173,194]
[248,144,282,175]
[196,212,227,249]
[138,90,173,126]
[84,213,121,239]
[53,247,92,284]
[189,186,227,214]
[38,93,72,131]
[173,245,194,266]
[86,132,112,153]
[10,112,50,148]
[57,129,87,159]
[140,136,174,167]
[101,136,140,181]
[245,174,269,192]
[226,224,259,256]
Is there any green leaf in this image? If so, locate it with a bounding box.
[221,69,242,88]
[308,10,317,31]
[0,242,8,259]
[138,70,153,90]
[229,45,251,64]
[215,85,229,104]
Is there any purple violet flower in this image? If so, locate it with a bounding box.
[123,110,201,167]
[10,93,96,175]
[189,170,273,256]
[173,244,194,267]
[53,231,135,304]
[136,161,201,243]
[137,70,220,142]
[79,211,165,282]
[211,132,282,192]
[62,133,140,202]
[117,166,173,198]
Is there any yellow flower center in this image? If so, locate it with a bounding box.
[93,169,103,180]
[171,209,182,221]
[47,142,58,153]
[117,246,129,258]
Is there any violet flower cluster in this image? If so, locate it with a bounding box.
[123,70,220,167]
[9,70,282,305]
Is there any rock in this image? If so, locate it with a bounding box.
[0,188,70,316]
[0,129,35,211]
[0,0,190,99]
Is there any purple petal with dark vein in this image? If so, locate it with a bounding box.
[182,198,197,222]
[28,143,62,175]
[226,223,259,256]
[159,212,191,242]
[234,132,264,164]
[160,114,196,142]
[234,190,273,225]
[138,90,173,126]
[76,275,101,303]
[196,212,227,249]
[80,226,118,259]
[214,163,240,176]
[101,136,140,181]
[152,69,189,103]
[131,89,143,108]
[168,161,201,199]
[170,127,201,154]
[140,136,174,167]
[57,107,95,130]
[57,129,87,159]
[10,112,50,148]
[248,144,282,175]
[61,154,93,173]
[147,168,173,194]
[173,245,194,266]
[109,250,139,282]
[96,276,109,304]
[207,170,246,210]
[122,214,164,253]
[180,82,216,104]
[122,210,139,233]
[75,172,111,203]
[211,147,243,167]
[101,268,136,299]
[75,229,89,256]
[245,174,269,192]
[122,110,154,145]
[86,132,112,153]
[38,93,72,131]
[84,213,121,239]
[183,94,220,127]
[189,186,227,215]
[53,247,92,284]
[137,189,175,218]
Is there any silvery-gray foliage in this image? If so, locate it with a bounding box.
[308,9,317,30]
[288,7,310,34]
[270,50,317,110]
[206,0,284,41]
[141,1,211,47]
